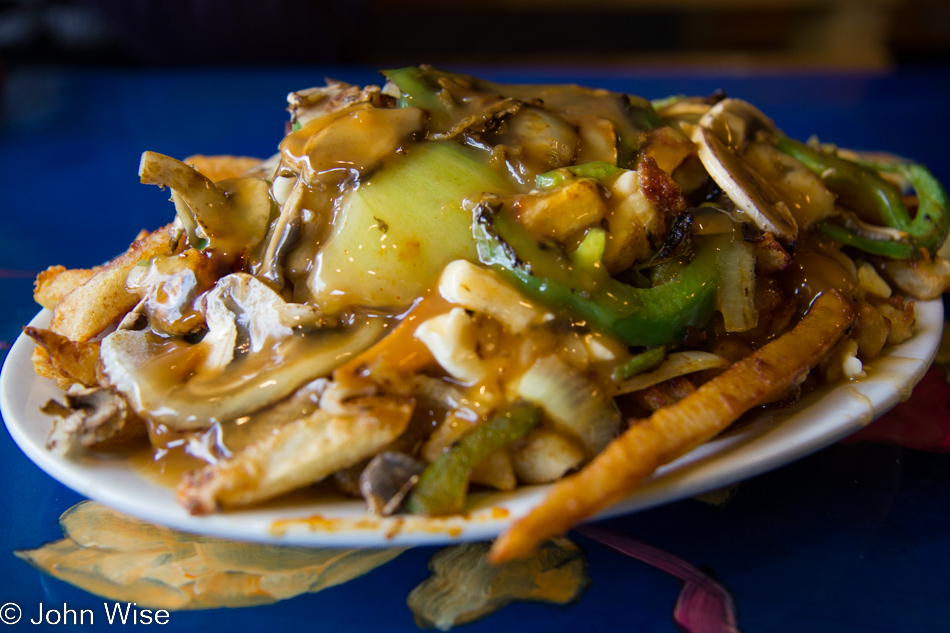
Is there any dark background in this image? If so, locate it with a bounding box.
[0,0,947,70]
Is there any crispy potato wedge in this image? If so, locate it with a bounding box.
[34,265,100,311]
[49,224,176,342]
[489,290,853,564]
[24,327,100,387]
[177,395,414,514]
[183,154,263,183]
[31,347,74,390]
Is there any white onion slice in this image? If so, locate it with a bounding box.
[612,351,730,396]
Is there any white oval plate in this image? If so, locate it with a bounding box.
[2,302,943,547]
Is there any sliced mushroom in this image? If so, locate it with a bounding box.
[43,385,147,456]
[279,105,426,186]
[248,177,306,290]
[692,132,797,242]
[99,274,381,431]
[489,105,578,181]
[287,79,384,128]
[125,249,222,336]
[691,99,798,242]
[140,152,273,257]
[433,97,522,142]
[655,98,713,125]
[699,98,778,150]
[743,142,836,230]
[359,451,427,515]
[571,112,618,165]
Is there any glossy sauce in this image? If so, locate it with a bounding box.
[126,73,884,491]
[780,237,858,315]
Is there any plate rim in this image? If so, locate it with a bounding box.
[2,300,943,547]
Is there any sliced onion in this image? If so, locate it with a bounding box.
[515,355,620,458]
[711,231,758,332]
[612,351,729,396]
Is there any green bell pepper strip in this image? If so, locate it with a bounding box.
[473,205,719,347]
[535,162,626,189]
[612,346,667,381]
[775,136,949,258]
[405,404,542,516]
[814,221,917,259]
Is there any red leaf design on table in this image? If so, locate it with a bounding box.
[577,525,741,633]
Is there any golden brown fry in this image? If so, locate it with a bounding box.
[48,224,176,342]
[489,290,853,564]
[24,327,101,387]
[33,266,100,311]
[183,154,263,182]
[31,347,74,390]
[177,396,414,514]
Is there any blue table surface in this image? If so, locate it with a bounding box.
[1,65,948,632]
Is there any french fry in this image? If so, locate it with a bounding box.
[48,224,176,342]
[34,265,100,311]
[31,347,73,390]
[489,290,853,564]
[177,395,414,514]
[24,327,100,387]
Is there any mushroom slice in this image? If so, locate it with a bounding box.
[692,98,798,242]
[287,80,383,128]
[279,106,426,186]
[125,249,221,336]
[656,99,713,125]
[100,275,381,431]
[251,177,305,289]
[197,273,330,374]
[698,98,778,150]
[486,105,577,179]
[359,451,427,516]
[433,97,522,142]
[692,125,798,242]
[177,395,414,514]
[140,152,273,256]
[43,385,147,456]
